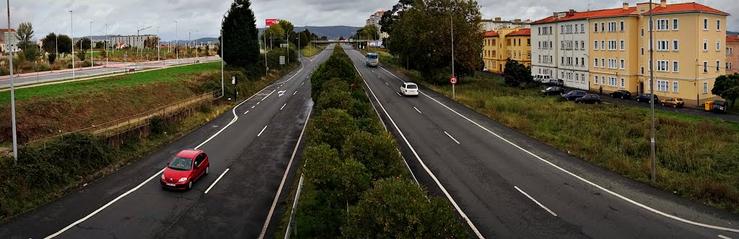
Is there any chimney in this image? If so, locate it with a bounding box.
[660,0,667,7]
[623,2,629,10]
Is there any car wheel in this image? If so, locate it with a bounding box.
[206,166,209,175]
[187,181,193,190]
[621,96,625,99]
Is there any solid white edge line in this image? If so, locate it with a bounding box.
[514,186,558,217]
[258,107,313,239]
[349,51,484,239]
[45,65,305,239]
[718,234,732,239]
[257,125,268,137]
[377,65,739,234]
[443,131,461,145]
[204,168,230,194]
[283,174,304,239]
[261,89,276,101]
[413,106,422,114]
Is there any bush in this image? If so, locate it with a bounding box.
[266,47,298,70]
[316,79,354,111]
[306,109,357,151]
[343,131,406,180]
[343,178,468,238]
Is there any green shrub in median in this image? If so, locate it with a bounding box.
[306,109,357,151]
[343,131,407,180]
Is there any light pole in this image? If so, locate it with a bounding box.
[157,26,160,63]
[175,20,179,64]
[6,0,17,162]
[450,13,456,99]
[105,23,109,67]
[648,0,657,183]
[220,29,224,97]
[70,10,75,80]
[264,29,268,76]
[89,21,93,67]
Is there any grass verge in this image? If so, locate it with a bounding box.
[301,45,324,58]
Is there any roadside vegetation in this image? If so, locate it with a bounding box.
[399,67,739,213]
[300,44,323,58]
[280,46,468,237]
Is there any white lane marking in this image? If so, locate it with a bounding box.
[300,81,304,86]
[251,105,255,109]
[280,103,287,111]
[257,125,268,137]
[443,131,461,145]
[46,66,297,239]
[243,110,250,115]
[274,63,305,85]
[259,107,313,239]
[204,168,230,194]
[353,62,484,239]
[292,90,298,96]
[257,101,261,105]
[514,186,558,217]
[278,90,286,97]
[413,106,422,114]
[377,65,739,234]
[261,89,276,101]
[44,169,164,239]
[718,235,732,239]
[395,92,401,96]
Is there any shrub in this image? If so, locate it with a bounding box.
[343,178,468,238]
[306,109,357,151]
[316,79,354,111]
[343,131,406,180]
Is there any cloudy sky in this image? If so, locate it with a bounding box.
[4,0,737,41]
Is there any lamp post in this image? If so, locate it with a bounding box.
[157,26,160,62]
[220,29,224,97]
[175,20,179,64]
[6,0,17,162]
[89,21,93,68]
[105,23,109,67]
[450,13,456,99]
[648,0,657,183]
[70,10,75,80]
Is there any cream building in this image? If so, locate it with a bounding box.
[483,28,531,73]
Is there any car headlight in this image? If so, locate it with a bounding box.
[178,177,188,183]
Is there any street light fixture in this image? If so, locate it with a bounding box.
[6,0,18,162]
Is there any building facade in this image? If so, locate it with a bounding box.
[483,28,531,73]
[728,34,738,74]
[0,29,18,53]
[532,0,728,105]
[482,17,531,31]
[111,35,157,49]
[532,22,558,82]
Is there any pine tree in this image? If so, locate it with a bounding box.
[220,0,260,68]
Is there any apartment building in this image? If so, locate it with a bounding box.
[482,28,531,73]
[481,17,531,31]
[532,0,728,106]
[532,10,590,90]
[728,34,738,74]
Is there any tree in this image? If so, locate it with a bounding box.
[278,20,294,37]
[16,22,34,51]
[76,48,87,62]
[502,58,533,87]
[57,34,72,55]
[47,52,57,65]
[355,24,380,40]
[306,109,358,151]
[290,29,310,49]
[143,36,159,49]
[94,41,105,49]
[343,178,468,238]
[712,74,739,108]
[387,0,483,83]
[75,38,91,51]
[264,23,285,48]
[41,33,57,54]
[342,131,406,180]
[220,0,260,69]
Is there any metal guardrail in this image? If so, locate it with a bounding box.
[31,90,221,143]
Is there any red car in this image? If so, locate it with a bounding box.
[161,149,210,190]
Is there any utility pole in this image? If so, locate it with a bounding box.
[175,20,179,64]
[105,24,109,67]
[6,0,17,162]
[70,10,75,80]
[188,31,191,60]
[286,31,289,65]
[648,0,657,183]
[264,30,268,76]
[157,26,160,62]
[450,13,456,99]
[220,29,224,97]
[89,21,93,67]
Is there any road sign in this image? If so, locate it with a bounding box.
[4,32,17,46]
[279,56,285,65]
[266,19,279,27]
[232,76,237,85]
[450,76,457,84]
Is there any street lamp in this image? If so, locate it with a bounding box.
[157,26,160,63]
[648,0,657,183]
[6,0,18,162]
[89,21,93,67]
[174,20,179,64]
[450,13,456,99]
[70,10,75,80]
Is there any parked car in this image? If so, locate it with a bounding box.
[609,90,632,99]
[541,86,564,95]
[575,94,602,104]
[561,90,587,101]
[661,97,685,108]
[711,100,729,113]
[635,94,659,103]
[161,149,210,190]
[400,82,419,96]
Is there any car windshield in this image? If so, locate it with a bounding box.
[168,157,192,171]
[367,54,378,59]
[406,84,417,89]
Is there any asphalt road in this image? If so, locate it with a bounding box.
[343,45,739,239]
[0,56,220,89]
[0,47,332,239]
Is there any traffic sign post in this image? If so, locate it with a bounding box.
[450,76,457,99]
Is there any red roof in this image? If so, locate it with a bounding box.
[533,2,728,24]
[645,2,728,16]
[484,31,498,37]
[508,28,531,37]
[728,35,739,43]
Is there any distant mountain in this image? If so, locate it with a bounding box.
[259,26,361,40]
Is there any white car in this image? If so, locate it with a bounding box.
[400,82,419,96]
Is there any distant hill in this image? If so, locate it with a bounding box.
[259,26,361,40]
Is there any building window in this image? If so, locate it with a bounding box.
[601,40,605,50]
[656,60,669,72]
[594,75,599,84]
[620,59,625,69]
[641,47,644,55]
[601,23,605,32]
[620,40,625,50]
[673,61,679,72]
[703,40,708,51]
[717,19,721,30]
[581,24,585,33]
[594,58,598,67]
[672,19,679,30]
[656,19,669,31]
[704,18,708,30]
[703,61,708,73]
[594,23,598,32]
[620,21,624,31]
[717,60,720,71]
[641,28,644,36]
[594,40,599,50]
[657,80,669,92]
[657,40,669,51]
[716,41,721,51]
[621,78,625,88]
[673,81,679,93]
[704,82,708,93]
[672,40,679,51]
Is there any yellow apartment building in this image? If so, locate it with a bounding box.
[589,4,641,94]
[483,28,531,73]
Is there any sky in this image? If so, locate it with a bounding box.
[4,0,737,41]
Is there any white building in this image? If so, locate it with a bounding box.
[482,17,531,32]
[532,10,590,90]
[110,34,157,49]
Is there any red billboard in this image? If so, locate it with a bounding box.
[266,19,279,27]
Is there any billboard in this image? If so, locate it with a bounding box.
[266,19,279,27]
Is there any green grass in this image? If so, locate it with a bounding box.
[420,74,739,213]
[0,62,221,104]
[301,45,323,58]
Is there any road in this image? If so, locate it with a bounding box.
[0,46,332,239]
[343,45,739,239]
[0,56,220,89]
